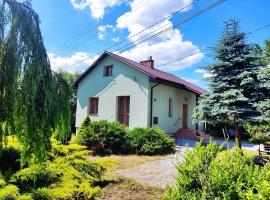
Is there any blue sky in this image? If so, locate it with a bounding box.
[31,0,270,89]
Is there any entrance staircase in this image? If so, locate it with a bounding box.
[174,128,212,142]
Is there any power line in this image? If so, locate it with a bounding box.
[157,51,202,67]
[117,0,226,53]
[156,23,270,67]
[54,0,152,55]
[246,24,270,35]
[106,0,200,52]
[60,0,209,69]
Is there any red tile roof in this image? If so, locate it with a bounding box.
[73,51,207,95]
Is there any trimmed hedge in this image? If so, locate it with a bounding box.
[76,118,175,155]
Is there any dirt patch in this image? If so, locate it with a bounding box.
[96,178,164,200]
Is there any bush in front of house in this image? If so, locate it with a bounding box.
[76,118,175,155]
[163,142,270,200]
[76,118,128,154]
[127,127,175,155]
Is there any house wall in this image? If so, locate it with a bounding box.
[151,82,201,133]
[76,55,150,129]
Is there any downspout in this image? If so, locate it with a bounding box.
[195,94,199,131]
[150,82,160,127]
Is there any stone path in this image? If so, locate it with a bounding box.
[117,154,183,189]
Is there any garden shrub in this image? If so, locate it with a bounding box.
[10,165,59,190]
[127,127,174,155]
[0,138,105,200]
[76,118,128,154]
[245,123,270,143]
[164,142,270,200]
[0,184,20,200]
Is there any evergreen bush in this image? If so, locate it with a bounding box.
[76,118,128,154]
[127,127,174,155]
[0,138,105,200]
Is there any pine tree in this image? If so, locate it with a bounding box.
[194,19,261,148]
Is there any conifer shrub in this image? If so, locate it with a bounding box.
[127,127,174,155]
[164,142,270,199]
[76,118,128,154]
[10,165,59,191]
[0,138,105,200]
[0,184,20,200]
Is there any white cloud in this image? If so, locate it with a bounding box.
[98,24,118,40]
[70,0,125,19]
[116,0,203,71]
[48,52,98,73]
[98,26,107,40]
[112,37,120,42]
[194,68,213,78]
[181,77,200,83]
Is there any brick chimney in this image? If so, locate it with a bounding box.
[140,56,154,69]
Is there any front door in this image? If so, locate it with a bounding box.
[117,96,130,126]
[182,104,188,129]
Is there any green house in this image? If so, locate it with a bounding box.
[73,51,206,135]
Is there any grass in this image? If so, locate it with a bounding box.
[217,148,258,161]
[96,178,164,200]
[88,154,172,200]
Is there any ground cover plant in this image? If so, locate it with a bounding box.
[0,138,105,200]
[164,142,270,200]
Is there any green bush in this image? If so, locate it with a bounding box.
[0,138,104,200]
[0,184,20,200]
[245,123,270,143]
[10,165,59,190]
[164,142,270,200]
[127,127,174,155]
[76,118,128,154]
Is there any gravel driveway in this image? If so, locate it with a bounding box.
[117,153,185,189]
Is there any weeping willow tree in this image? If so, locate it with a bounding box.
[0,0,71,165]
[53,72,72,144]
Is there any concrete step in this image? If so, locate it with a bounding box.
[175,128,212,141]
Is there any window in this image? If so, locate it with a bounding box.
[117,96,130,126]
[169,98,172,117]
[103,65,113,76]
[88,97,98,115]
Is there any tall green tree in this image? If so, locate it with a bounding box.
[59,71,80,134]
[194,19,261,148]
[243,41,270,143]
[0,0,71,164]
[256,40,270,123]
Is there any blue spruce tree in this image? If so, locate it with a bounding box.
[194,19,261,148]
